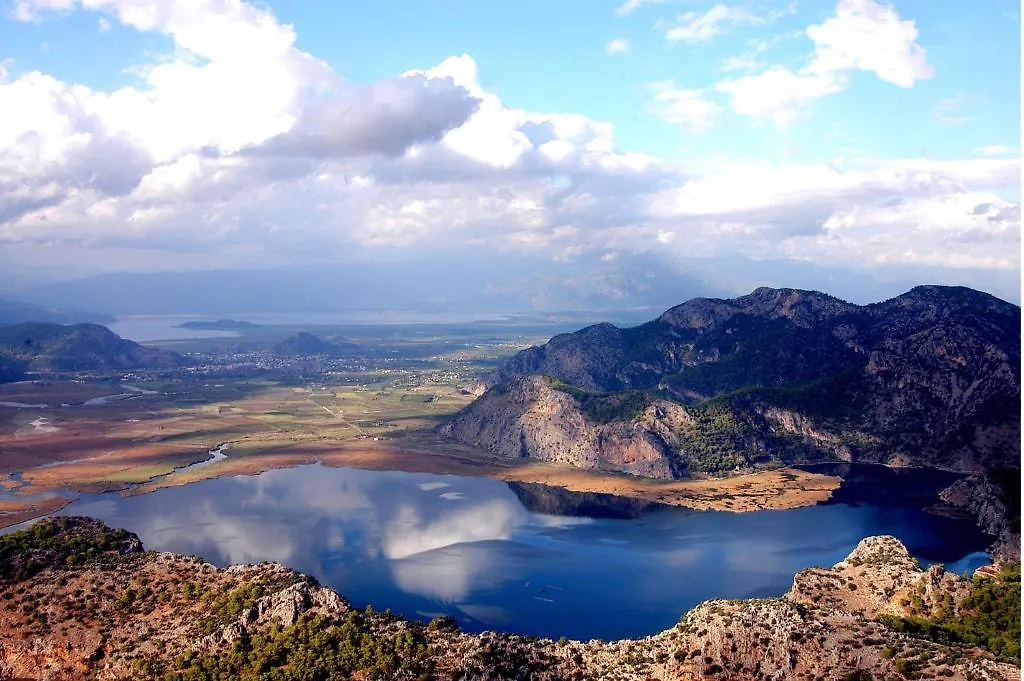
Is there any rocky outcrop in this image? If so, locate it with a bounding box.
[442,285,1020,479]
[941,475,1021,561]
[209,575,350,645]
[440,375,687,478]
[2,519,1017,681]
[790,536,971,619]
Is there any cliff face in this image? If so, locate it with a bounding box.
[442,286,1020,477]
[940,473,1022,561]
[0,518,1018,681]
[441,375,690,478]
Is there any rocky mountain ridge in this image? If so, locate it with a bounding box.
[0,518,1018,680]
[442,286,1020,478]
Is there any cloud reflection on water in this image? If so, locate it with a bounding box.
[54,463,991,640]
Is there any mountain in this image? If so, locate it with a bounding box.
[0,299,114,326]
[0,323,183,379]
[0,518,1018,679]
[441,286,1020,478]
[271,332,360,357]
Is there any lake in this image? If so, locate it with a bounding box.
[108,311,517,342]
[44,463,991,641]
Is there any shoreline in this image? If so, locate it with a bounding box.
[130,434,843,512]
[0,434,842,529]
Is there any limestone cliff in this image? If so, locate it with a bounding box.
[443,285,1020,481]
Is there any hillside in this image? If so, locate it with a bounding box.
[0,517,1018,680]
[441,286,1020,479]
[0,299,114,326]
[0,323,183,380]
[271,331,360,357]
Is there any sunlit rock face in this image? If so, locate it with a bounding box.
[444,285,1020,480]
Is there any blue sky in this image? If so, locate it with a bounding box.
[4,0,1017,164]
[0,0,1019,304]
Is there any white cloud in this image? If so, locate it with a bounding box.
[716,0,933,126]
[250,75,479,158]
[648,157,1020,271]
[805,0,932,87]
[976,145,1017,158]
[666,4,758,42]
[605,38,630,54]
[716,68,844,127]
[614,0,672,17]
[650,82,722,133]
[0,0,1017,298]
[721,54,762,72]
[97,16,110,30]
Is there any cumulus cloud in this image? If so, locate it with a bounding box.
[647,158,1020,271]
[716,0,933,126]
[250,75,480,159]
[0,0,1018,302]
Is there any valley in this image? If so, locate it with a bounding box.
[0,286,1018,679]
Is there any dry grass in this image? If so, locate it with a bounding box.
[0,497,74,529]
[1,379,839,514]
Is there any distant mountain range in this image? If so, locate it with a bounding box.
[0,323,183,381]
[272,332,360,357]
[0,299,114,326]
[10,255,1013,319]
[441,285,1021,478]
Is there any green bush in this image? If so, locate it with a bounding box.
[877,562,1021,664]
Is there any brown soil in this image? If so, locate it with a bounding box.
[131,434,839,512]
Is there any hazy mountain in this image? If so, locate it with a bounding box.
[9,254,998,319]
[0,323,183,380]
[441,285,1020,478]
[0,299,114,326]
[271,332,360,357]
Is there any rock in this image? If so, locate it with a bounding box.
[441,285,1020,480]
[838,535,921,571]
[940,475,1021,561]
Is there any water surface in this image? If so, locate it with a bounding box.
[48,464,990,640]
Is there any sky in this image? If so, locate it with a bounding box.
[0,0,1020,306]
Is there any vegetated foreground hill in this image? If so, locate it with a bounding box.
[271,331,360,357]
[441,286,1020,479]
[0,517,1018,680]
[0,322,183,381]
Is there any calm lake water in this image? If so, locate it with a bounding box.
[109,312,516,342]
[48,464,990,640]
